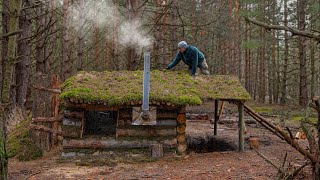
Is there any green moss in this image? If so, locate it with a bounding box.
[7,116,43,161]
[292,116,318,124]
[252,107,274,113]
[60,70,251,106]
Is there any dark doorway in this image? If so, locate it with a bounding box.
[84,111,118,135]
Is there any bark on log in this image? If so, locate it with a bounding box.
[32,117,61,123]
[64,110,84,119]
[63,138,176,149]
[117,127,177,137]
[30,124,62,135]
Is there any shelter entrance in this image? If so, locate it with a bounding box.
[84,111,118,136]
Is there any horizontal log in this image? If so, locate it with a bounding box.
[30,124,62,135]
[64,110,84,119]
[63,118,82,127]
[117,127,177,137]
[62,125,81,138]
[32,85,61,94]
[63,138,177,149]
[156,119,177,126]
[186,113,209,120]
[157,112,178,119]
[32,116,62,123]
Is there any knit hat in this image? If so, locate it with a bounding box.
[178,41,188,49]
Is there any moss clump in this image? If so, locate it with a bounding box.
[7,116,43,161]
[60,70,251,106]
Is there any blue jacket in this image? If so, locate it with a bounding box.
[167,45,205,75]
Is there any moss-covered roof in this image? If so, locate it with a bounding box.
[60,70,251,106]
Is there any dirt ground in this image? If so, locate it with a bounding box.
[9,104,313,180]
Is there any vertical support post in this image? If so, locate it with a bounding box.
[238,101,245,152]
[214,100,219,135]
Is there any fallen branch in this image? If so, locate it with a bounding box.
[245,105,320,164]
[245,17,320,42]
[253,148,283,173]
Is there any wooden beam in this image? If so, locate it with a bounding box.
[214,100,219,135]
[32,85,61,94]
[30,124,62,135]
[32,117,61,123]
[238,102,245,152]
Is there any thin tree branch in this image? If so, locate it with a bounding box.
[244,17,320,42]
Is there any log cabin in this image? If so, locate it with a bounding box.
[59,70,251,156]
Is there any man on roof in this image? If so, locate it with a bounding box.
[165,41,210,76]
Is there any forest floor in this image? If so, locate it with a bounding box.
[8,102,315,180]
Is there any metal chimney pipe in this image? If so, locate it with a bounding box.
[141,52,151,120]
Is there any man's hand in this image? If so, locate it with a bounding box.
[163,67,169,71]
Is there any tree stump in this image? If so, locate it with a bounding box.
[150,144,163,158]
[249,137,259,149]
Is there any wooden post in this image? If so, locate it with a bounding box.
[214,100,219,135]
[177,106,187,155]
[238,102,245,152]
[150,144,163,158]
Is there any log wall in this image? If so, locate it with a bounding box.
[62,105,185,154]
[62,110,84,139]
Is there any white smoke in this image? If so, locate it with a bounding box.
[63,0,153,51]
[119,20,153,49]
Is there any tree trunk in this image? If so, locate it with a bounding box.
[126,0,139,71]
[77,0,84,71]
[280,0,289,105]
[297,0,308,106]
[0,0,22,179]
[16,0,32,111]
[1,0,9,94]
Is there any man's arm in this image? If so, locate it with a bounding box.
[167,53,181,69]
[190,50,198,76]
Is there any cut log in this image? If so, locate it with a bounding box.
[150,144,163,158]
[249,137,259,149]
[177,113,186,124]
[177,125,186,134]
[177,134,186,143]
[177,143,187,154]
